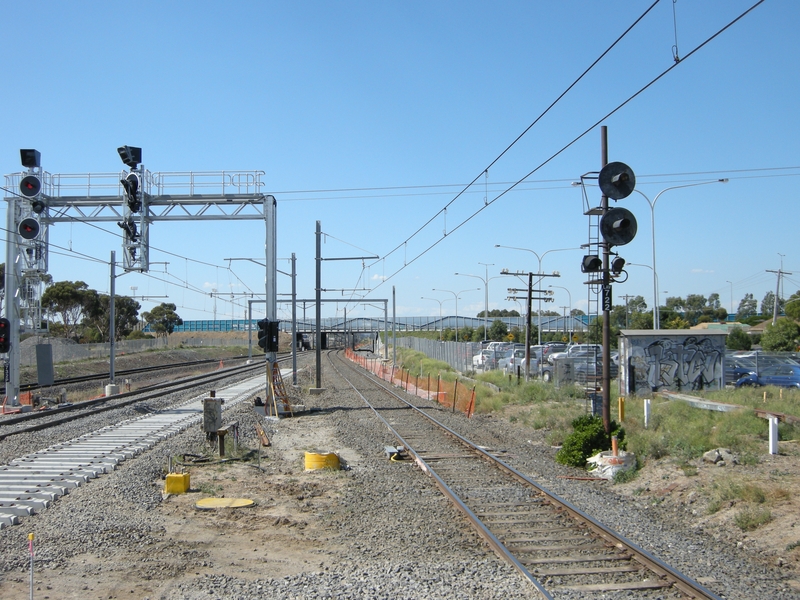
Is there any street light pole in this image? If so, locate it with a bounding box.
[726,280,734,316]
[455,265,499,341]
[632,179,727,329]
[626,263,658,328]
[478,262,493,339]
[432,288,479,342]
[549,285,572,341]
[421,296,448,341]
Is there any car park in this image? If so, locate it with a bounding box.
[734,364,800,389]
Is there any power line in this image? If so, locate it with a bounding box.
[373,1,662,271]
[364,0,766,293]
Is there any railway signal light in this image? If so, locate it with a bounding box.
[598,161,636,200]
[257,319,280,352]
[581,255,602,273]
[117,217,139,241]
[20,175,42,198]
[121,172,141,212]
[20,149,41,169]
[611,256,626,276]
[257,319,268,351]
[600,207,638,246]
[267,320,280,352]
[117,145,142,169]
[18,218,40,240]
[0,318,10,353]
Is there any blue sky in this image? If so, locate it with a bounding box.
[2,1,797,325]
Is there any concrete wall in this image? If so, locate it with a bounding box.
[619,330,727,396]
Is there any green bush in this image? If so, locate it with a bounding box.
[555,415,625,468]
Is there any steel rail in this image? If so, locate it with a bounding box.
[0,357,288,438]
[0,374,267,529]
[326,352,553,599]
[8,355,252,394]
[330,351,723,600]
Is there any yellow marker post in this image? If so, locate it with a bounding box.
[618,396,625,422]
[28,533,34,600]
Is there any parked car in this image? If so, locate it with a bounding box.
[472,349,493,370]
[535,342,567,364]
[725,354,800,386]
[725,357,758,385]
[548,344,602,364]
[501,348,527,373]
[734,364,800,389]
[515,355,543,378]
[573,358,619,384]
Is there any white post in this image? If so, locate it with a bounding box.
[768,416,779,455]
[644,398,651,429]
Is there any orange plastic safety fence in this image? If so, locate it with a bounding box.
[344,350,472,416]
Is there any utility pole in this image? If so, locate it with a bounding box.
[621,294,635,328]
[767,268,792,325]
[503,269,557,380]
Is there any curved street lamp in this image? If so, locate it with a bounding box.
[548,285,573,341]
[421,296,449,341]
[626,263,658,328]
[432,288,480,342]
[455,264,503,341]
[632,179,727,329]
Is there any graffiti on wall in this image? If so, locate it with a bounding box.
[628,336,724,392]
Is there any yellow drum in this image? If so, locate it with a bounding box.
[304,451,340,470]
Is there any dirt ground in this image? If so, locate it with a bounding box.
[2,402,357,599]
[610,439,800,582]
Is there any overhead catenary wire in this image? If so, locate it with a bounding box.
[363,0,766,294]
[373,0,662,270]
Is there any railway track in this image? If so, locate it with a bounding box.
[329,351,723,599]
[4,352,278,395]
[0,359,270,439]
[0,355,286,528]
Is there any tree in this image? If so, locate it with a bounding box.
[629,311,653,329]
[488,319,508,341]
[83,295,141,342]
[735,293,758,321]
[786,291,800,321]
[683,294,708,325]
[477,309,520,318]
[142,303,183,339]
[662,315,690,329]
[708,293,721,310]
[760,318,800,352]
[760,291,785,318]
[41,280,94,341]
[726,326,751,351]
